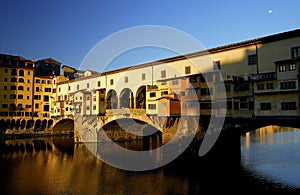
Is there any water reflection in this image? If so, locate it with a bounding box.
[241,125,300,188]
[0,133,299,194]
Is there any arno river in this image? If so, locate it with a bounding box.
[0,126,300,194]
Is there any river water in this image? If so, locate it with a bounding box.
[0,126,300,194]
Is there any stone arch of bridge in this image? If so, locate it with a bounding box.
[53,118,74,135]
[101,118,162,139]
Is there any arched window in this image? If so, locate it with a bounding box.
[18,86,24,90]
[18,95,23,99]
[18,78,24,82]
[10,85,16,90]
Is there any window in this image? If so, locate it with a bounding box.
[3,95,6,99]
[10,94,16,99]
[19,70,24,76]
[27,87,30,91]
[124,76,128,83]
[28,71,31,75]
[148,104,156,109]
[77,85,79,90]
[86,106,90,110]
[189,89,197,95]
[289,64,296,71]
[4,86,7,90]
[180,91,185,96]
[18,86,23,90]
[200,88,211,96]
[257,83,264,90]
[68,86,71,91]
[280,81,296,90]
[266,83,273,89]
[188,101,199,108]
[93,105,96,110]
[261,103,271,110]
[17,104,22,110]
[45,88,51,92]
[279,65,286,72]
[25,105,31,108]
[248,54,257,65]
[185,66,191,74]
[47,80,51,84]
[2,104,8,108]
[291,47,300,58]
[213,61,221,70]
[150,92,156,97]
[4,69,8,73]
[161,91,168,96]
[142,73,146,80]
[18,78,24,82]
[10,85,16,90]
[11,78,17,82]
[238,101,248,110]
[34,95,41,100]
[172,80,178,85]
[161,70,166,78]
[42,80,46,84]
[281,102,296,110]
[36,79,40,83]
[27,79,30,83]
[44,105,50,112]
[4,78,7,82]
[87,83,90,88]
[35,104,39,109]
[110,79,114,85]
[44,95,49,102]
[27,96,29,100]
[97,81,101,87]
[11,69,17,76]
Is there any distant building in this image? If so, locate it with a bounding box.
[35,57,61,76]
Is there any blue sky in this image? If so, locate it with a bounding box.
[1,0,300,70]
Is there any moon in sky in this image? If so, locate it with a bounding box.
[268,10,273,14]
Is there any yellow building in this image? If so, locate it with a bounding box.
[0,54,35,130]
[33,76,53,118]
